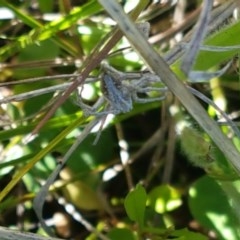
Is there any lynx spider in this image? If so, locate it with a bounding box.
[76,62,168,117]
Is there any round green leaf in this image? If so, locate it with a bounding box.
[188,176,240,240]
[124,184,147,228]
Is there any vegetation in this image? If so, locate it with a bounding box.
[0,0,239,239]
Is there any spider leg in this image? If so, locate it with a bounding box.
[136,86,168,93]
[101,62,125,81]
[93,114,108,145]
[132,93,166,103]
[75,86,125,117]
[75,91,106,116]
[93,107,121,144]
[131,86,168,103]
[129,73,161,88]
[95,107,121,116]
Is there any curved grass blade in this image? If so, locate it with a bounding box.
[181,0,213,75]
[33,117,100,235]
[181,43,240,52]
[187,60,232,82]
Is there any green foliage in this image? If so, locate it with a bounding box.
[124,184,147,229]
[172,20,240,79]
[180,125,239,180]
[0,1,239,239]
[180,126,211,168]
[189,176,240,240]
[0,0,102,59]
[194,21,240,70]
[107,228,136,240]
[147,185,182,214]
[172,228,208,240]
[124,184,207,239]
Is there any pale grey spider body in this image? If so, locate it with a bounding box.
[76,62,167,117]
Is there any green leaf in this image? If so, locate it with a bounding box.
[0,112,83,141]
[124,184,147,228]
[107,228,136,240]
[194,21,240,70]
[147,185,182,214]
[172,21,240,79]
[38,0,54,13]
[188,176,240,240]
[0,116,84,202]
[0,0,42,28]
[0,0,102,60]
[172,228,208,240]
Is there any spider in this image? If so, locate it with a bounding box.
[75,62,168,117]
